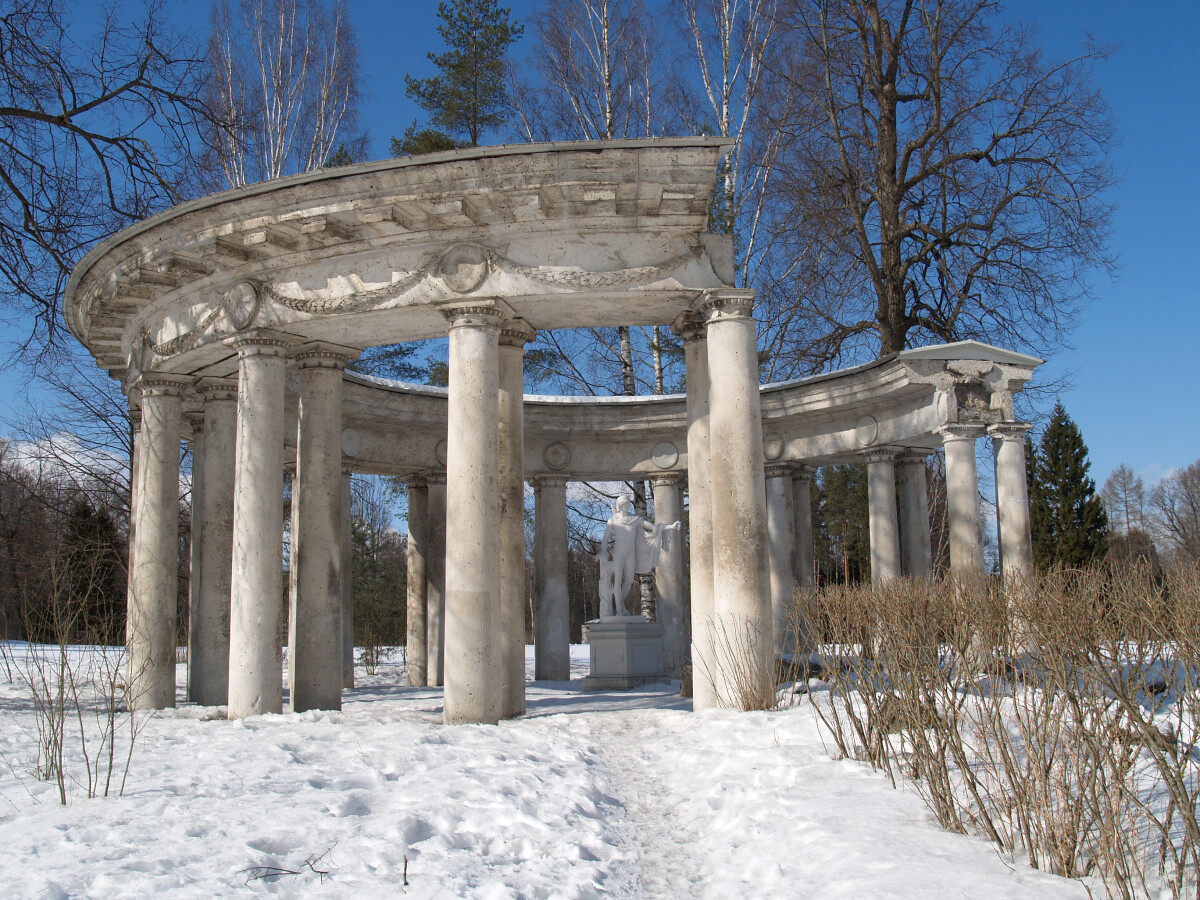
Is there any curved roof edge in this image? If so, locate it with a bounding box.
[346,338,1041,404]
[64,136,734,337]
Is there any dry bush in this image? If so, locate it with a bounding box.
[793,564,1200,898]
[696,613,779,711]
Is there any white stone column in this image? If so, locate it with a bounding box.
[442,305,504,726]
[341,469,354,688]
[765,463,796,655]
[127,374,188,710]
[290,343,357,713]
[896,452,933,578]
[227,331,293,719]
[676,313,718,708]
[702,290,771,708]
[185,411,204,702]
[532,475,570,682]
[406,476,429,687]
[189,379,238,706]
[499,321,533,718]
[940,425,986,578]
[652,473,687,678]
[990,424,1034,583]
[425,473,447,687]
[865,451,902,582]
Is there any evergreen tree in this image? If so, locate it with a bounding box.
[402,0,523,148]
[813,465,871,584]
[390,123,468,158]
[1028,402,1108,568]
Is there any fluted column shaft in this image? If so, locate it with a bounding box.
[127,375,188,710]
[703,290,770,707]
[290,343,357,712]
[865,451,901,582]
[227,332,292,719]
[425,474,447,687]
[190,380,237,706]
[765,463,796,655]
[677,314,717,708]
[652,474,687,678]
[941,425,986,578]
[990,424,1034,582]
[532,476,570,681]
[896,453,933,578]
[406,478,429,687]
[442,306,503,725]
[499,322,533,717]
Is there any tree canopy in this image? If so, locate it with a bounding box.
[1028,401,1108,568]
[403,0,524,148]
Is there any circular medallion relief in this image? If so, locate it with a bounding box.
[856,415,880,447]
[438,243,490,294]
[223,282,260,329]
[763,432,785,460]
[340,427,362,458]
[543,442,571,470]
[651,441,679,469]
[434,440,448,466]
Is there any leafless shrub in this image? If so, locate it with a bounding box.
[794,564,1200,898]
[696,613,779,711]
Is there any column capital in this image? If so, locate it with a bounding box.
[439,299,512,330]
[988,422,1033,441]
[134,372,192,398]
[184,410,205,437]
[498,317,536,348]
[764,462,795,479]
[424,470,447,485]
[860,448,898,464]
[895,449,932,465]
[225,328,301,357]
[197,377,238,403]
[294,340,361,369]
[406,473,429,489]
[671,310,707,343]
[695,288,756,323]
[791,463,817,480]
[938,423,986,443]
[652,472,685,487]
[529,474,569,489]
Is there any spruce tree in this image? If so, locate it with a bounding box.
[1028,402,1108,568]
[401,0,523,148]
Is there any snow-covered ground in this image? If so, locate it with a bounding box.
[0,645,1086,899]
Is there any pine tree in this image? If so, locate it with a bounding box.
[1028,402,1108,569]
[813,465,871,583]
[402,0,523,148]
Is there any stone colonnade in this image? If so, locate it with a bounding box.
[125,302,1036,726]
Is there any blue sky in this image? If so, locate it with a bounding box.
[3,0,1196,491]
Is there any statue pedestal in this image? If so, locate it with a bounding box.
[581,617,667,691]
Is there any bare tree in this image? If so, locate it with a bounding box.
[0,0,210,355]
[204,0,365,188]
[760,0,1116,375]
[1148,460,1200,563]
[1101,463,1146,537]
[518,0,660,142]
[675,0,781,289]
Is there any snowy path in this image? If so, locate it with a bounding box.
[570,709,705,898]
[0,644,1090,899]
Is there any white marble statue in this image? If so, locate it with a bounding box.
[596,496,681,619]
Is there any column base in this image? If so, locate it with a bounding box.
[581,618,667,691]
